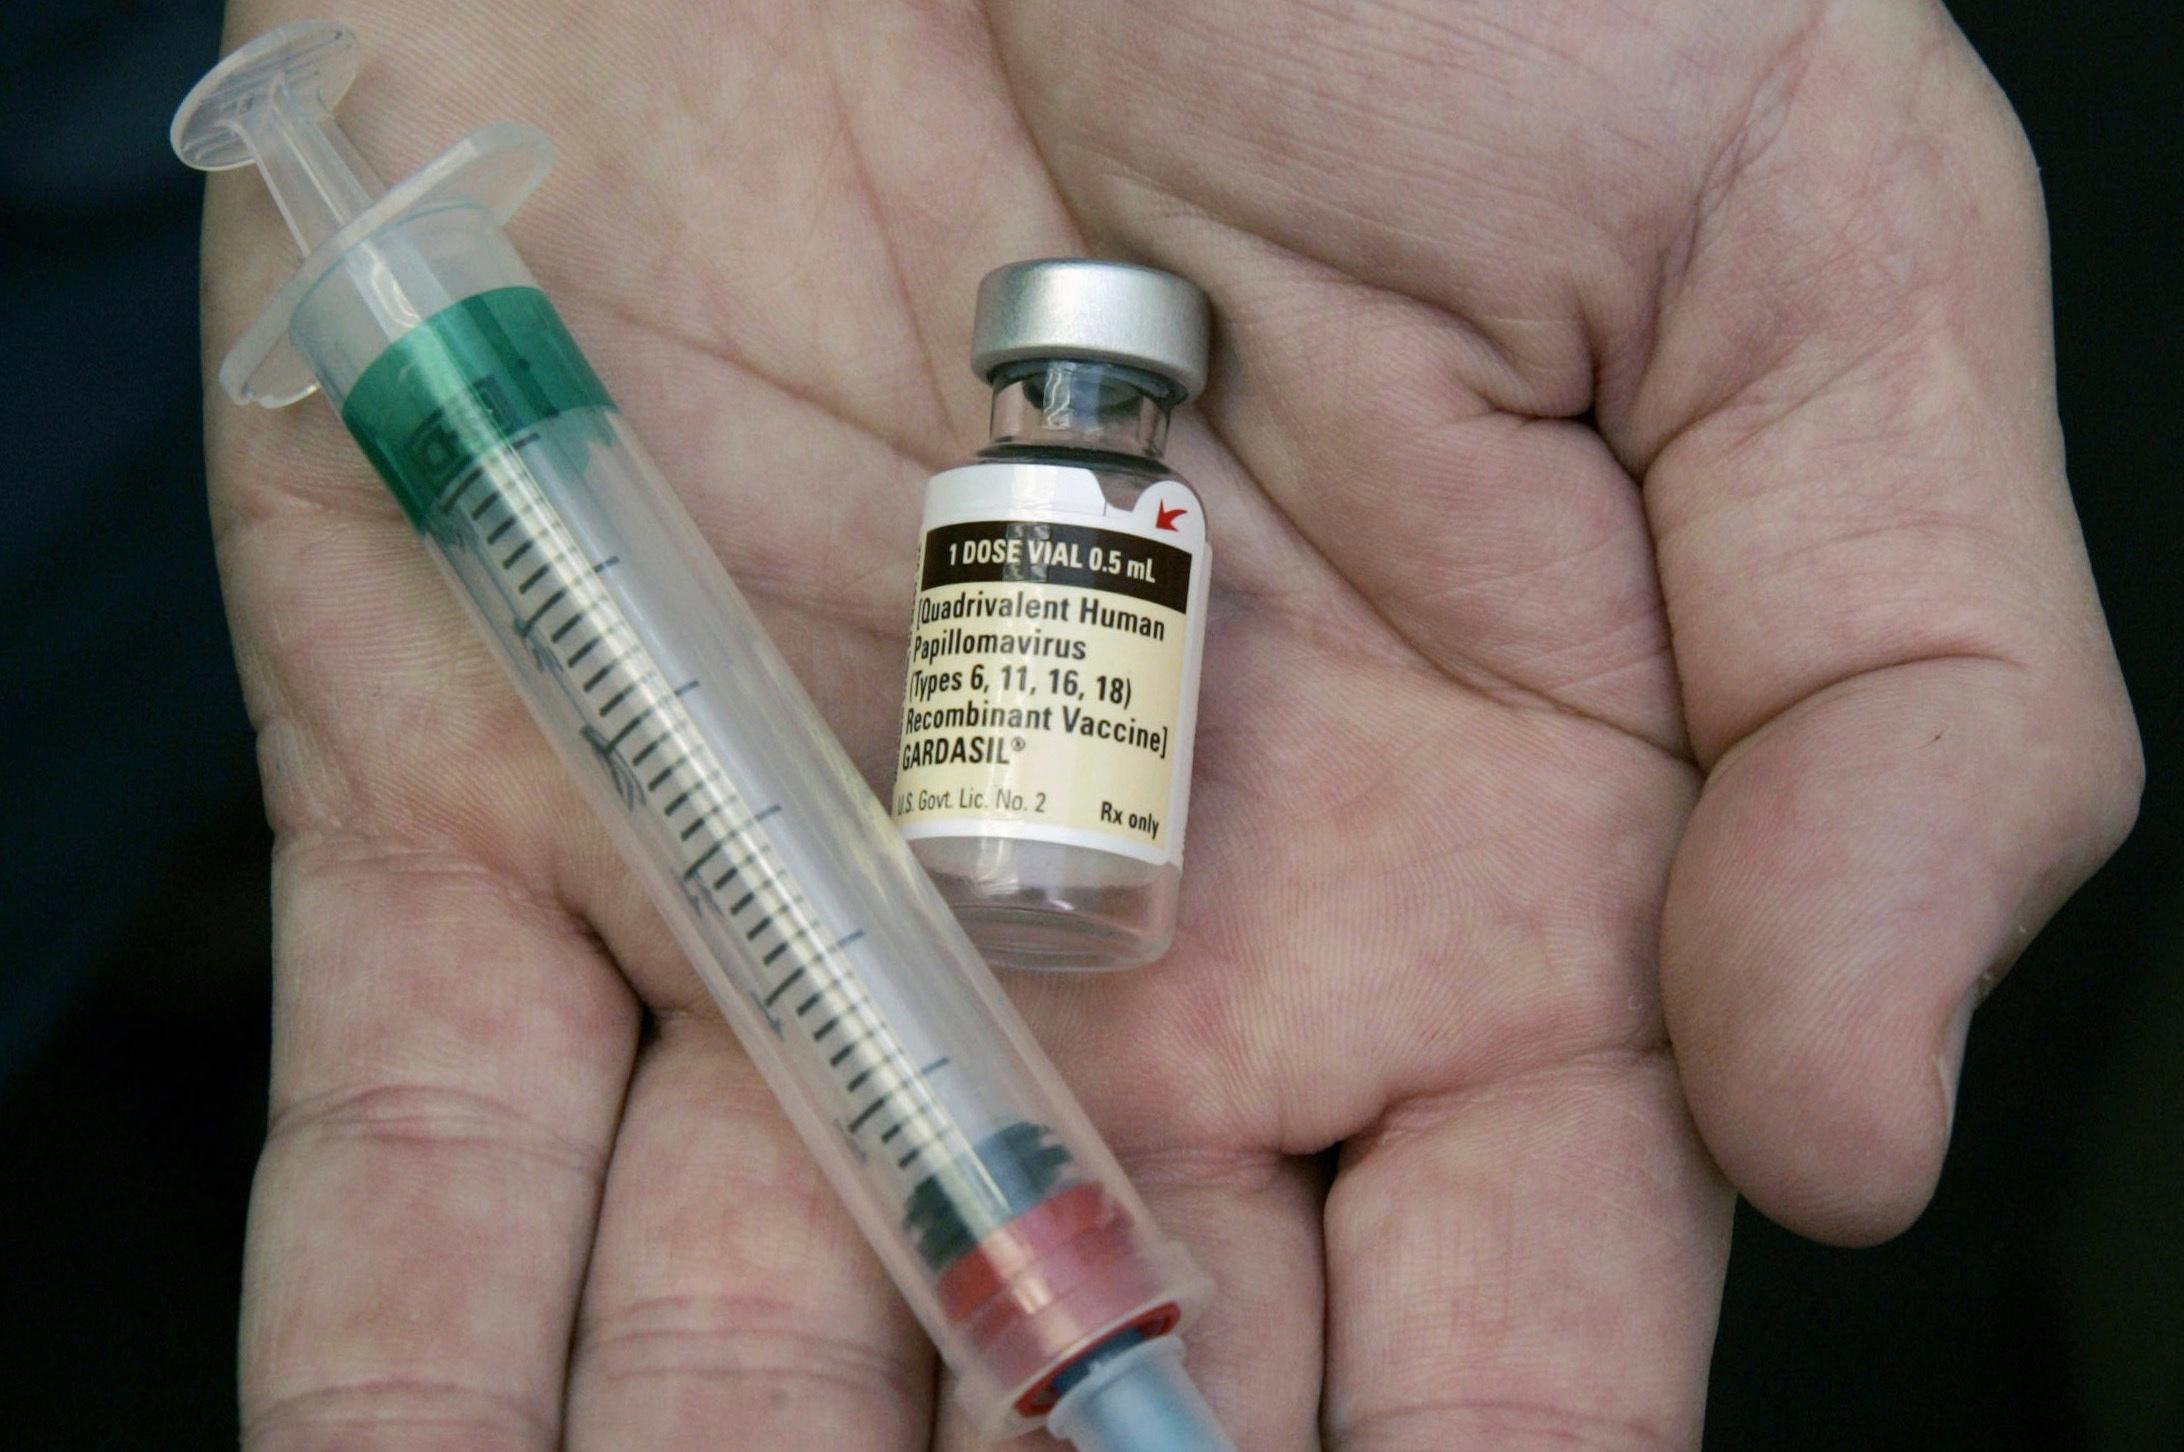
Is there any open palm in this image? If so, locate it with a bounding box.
[202,1,2138,1447]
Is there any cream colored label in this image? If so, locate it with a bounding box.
[893,463,1208,866]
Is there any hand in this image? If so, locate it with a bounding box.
[203,1,2140,1446]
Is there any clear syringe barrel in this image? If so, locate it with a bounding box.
[279,206,1206,1434]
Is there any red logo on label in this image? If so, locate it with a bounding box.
[1154,503,1189,531]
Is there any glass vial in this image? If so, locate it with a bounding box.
[893,259,1213,971]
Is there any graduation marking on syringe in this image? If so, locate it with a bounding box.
[444,438,1002,1279]
[763,966,807,1006]
[581,651,637,693]
[606,708,656,751]
[521,587,568,634]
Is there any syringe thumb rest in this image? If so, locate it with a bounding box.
[171,20,552,408]
[1047,1338,1236,1452]
[171,22,357,172]
[170,21,382,255]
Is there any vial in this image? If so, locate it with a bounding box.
[893,259,1214,971]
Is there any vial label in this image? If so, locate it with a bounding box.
[894,462,1209,866]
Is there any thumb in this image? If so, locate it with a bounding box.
[1663,659,2134,1243]
[1613,3,2141,1242]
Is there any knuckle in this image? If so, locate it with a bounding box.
[1889,7,2048,244]
[575,1293,923,1406]
[2030,664,2144,872]
[244,1377,551,1451]
[264,1080,605,1184]
[2081,705,2146,857]
[1954,78,2047,241]
[1330,1397,1682,1452]
[278,831,586,944]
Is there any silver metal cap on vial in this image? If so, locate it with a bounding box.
[970,259,1211,402]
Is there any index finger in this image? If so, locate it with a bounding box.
[242,833,637,1449]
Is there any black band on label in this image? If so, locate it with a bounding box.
[920,520,1192,614]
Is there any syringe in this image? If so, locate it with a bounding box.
[173,22,1233,1451]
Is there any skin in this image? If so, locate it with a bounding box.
[199,1,2141,1447]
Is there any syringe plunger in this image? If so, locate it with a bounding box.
[173,22,553,407]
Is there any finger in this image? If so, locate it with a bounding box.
[241,836,638,1450]
[796,0,1087,446]
[930,1149,1326,1452]
[1323,1057,1732,1451]
[1614,2,2141,1241]
[502,0,1083,463]
[564,1014,931,1451]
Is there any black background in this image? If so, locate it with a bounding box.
[0,2,2176,1446]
